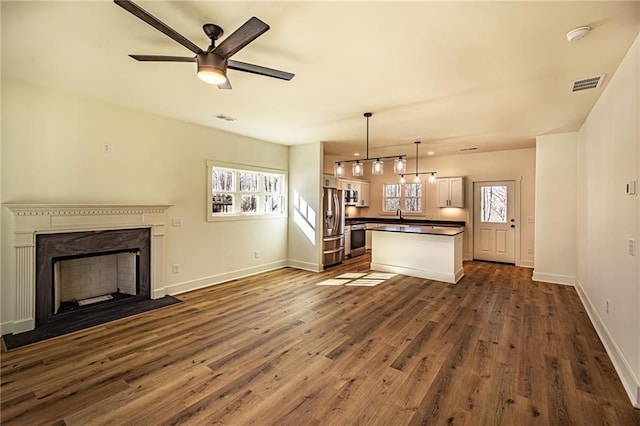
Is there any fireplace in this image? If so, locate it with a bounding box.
[35,228,151,325]
[3,204,170,334]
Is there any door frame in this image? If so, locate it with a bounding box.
[469,177,522,266]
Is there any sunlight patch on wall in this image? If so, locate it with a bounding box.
[293,191,316,244]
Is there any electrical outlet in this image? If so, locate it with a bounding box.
[172,264,180,274]
[254,251,260,259]
[172,218,182,227]
[102,143,112,154]
[527,248,534,255]
[628,239,636,256]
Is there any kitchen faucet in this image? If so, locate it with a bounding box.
[396,209,403,220]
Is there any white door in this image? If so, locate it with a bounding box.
[473,181,516,263]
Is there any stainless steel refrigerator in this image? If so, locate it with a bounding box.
[322,186,345,267]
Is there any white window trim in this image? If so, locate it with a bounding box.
[381,180,424,214]
[206,160,288,222]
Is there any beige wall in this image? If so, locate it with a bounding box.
[1,79,292,330]
[325,148,536,266]
[534,132,577,285]
[288,143,323,271]
[576,34,639,406]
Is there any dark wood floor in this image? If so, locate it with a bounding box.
[2,255,638,425]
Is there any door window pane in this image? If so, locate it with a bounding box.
[481,186,507,223]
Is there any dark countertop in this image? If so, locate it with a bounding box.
[346,217,465,227]
[372,225,464,236]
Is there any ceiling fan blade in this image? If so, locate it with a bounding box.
[218,79,232,90]
[129,55,196,62]
[213,17,269,59]
[114,0,203,55]
[228,60,294,81]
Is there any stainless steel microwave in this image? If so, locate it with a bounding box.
[344,189,358,205]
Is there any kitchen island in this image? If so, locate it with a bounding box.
[370,225,464,284]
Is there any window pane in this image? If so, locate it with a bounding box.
[212,169,234,192]
[241,194,258,213]
[404,197,421,211]
[239,172,259,192]
[404,183,422,197]
[481,186,507,223]
[264,195,282,214]
[384,183,401,197]
[212,194,233,213]
[385,198,400,211]
[264,175,281,194]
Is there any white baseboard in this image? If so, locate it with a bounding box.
[532,271,575,286]
[165,260,288,296]
[575,279,640,409]
[371,262,461,284]
[1,321,13,336]
[287,259,321,272]
[1,318,35,336]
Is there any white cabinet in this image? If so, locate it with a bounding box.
[357,181,369,207]
[437,177,464,207]
[323,174,338,188]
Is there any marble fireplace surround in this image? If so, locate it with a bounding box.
[4,204,171,334]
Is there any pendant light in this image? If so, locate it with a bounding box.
[372,159,384,175]
[352,161,364,177]
[394,157,406,174]
[399,140,437,184]
[334,112,406,178]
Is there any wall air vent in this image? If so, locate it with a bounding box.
[570,74,605,92]
[214,114,238,122]
[459,147,478,152]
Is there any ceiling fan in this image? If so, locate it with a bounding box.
[114,0,294,89]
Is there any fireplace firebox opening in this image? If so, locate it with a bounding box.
[35,228,151,326]
[52,249,141,315]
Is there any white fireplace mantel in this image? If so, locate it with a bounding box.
[3,203,172,334]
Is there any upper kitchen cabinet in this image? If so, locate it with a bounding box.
[357,181,370,207]
[323,174,338,188]
[437,177,464,208]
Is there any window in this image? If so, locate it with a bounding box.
[383,182,423,213]
[480,185,507,223]
[207,161,287,220]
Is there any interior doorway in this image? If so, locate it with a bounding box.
[473,180,516,264]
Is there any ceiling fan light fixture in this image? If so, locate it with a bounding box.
[197,53,228,85]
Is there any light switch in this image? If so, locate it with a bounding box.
[629,239,636,256]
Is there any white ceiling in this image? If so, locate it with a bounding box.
[2,1,639,160]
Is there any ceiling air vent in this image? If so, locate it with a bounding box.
[214,114,237,122]
[570,74,605,92]
[459,147,478,152]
